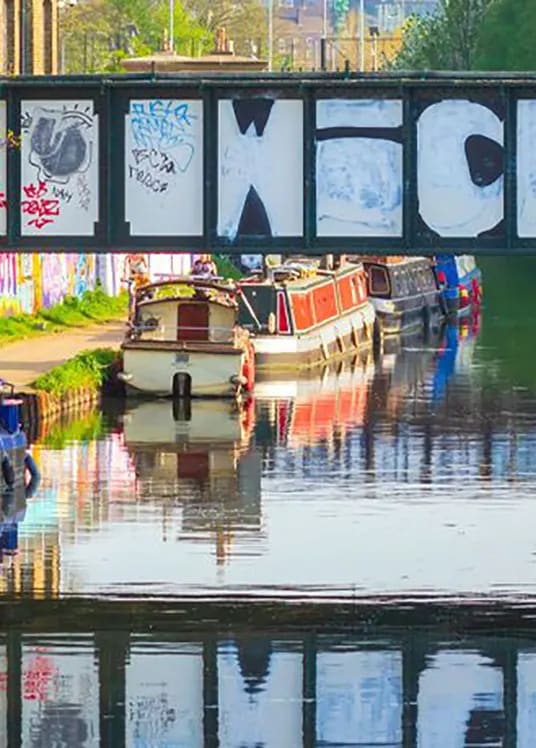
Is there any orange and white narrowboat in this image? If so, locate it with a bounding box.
[237,257,376,370]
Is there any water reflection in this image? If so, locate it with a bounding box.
[5,314,536,599]
[4,627,536,745]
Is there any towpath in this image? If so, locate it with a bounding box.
[0,321,125,389]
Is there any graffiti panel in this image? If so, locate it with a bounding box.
[20,100,99,236]
[417,99,504,238]
[517,100,536,238]
[125,99,203,236]
[316,99,403,237]
[0,101,6,236]
[218,98,304,240]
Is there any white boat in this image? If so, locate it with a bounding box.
[120,278,255,398]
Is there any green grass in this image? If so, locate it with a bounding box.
[33,348,119,396]
[0,288,127,345]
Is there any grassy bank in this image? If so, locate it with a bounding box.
[0,288,127,345]
[33,348,120,397]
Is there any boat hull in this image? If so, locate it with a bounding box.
[371,292,443,336]
[252,303,375,370]
[121,344,245,397]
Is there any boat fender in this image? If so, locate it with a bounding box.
[268,313,276,334]
[24,452,40,481]
[1,455,15,488]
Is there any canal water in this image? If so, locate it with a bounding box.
[2,257,536,745]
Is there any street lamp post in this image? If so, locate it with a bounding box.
[169,0,174,52]
[359,0,365,72]
[321,0,328,71]
[267,0,273,72]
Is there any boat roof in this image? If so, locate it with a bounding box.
[135,276,238,298]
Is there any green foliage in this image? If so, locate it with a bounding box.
[391,0,494,71]
[0,289,127,345]
[33,348,119,396]
[475,0,536,70]
[331,0,351,32]
[41,411,105,449]
[214,255,243,280]
[61,0,212,73]
[60,0,267,73]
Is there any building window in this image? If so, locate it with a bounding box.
[22,0,34,74]
[278,38,288,55]
[5,0,15,73]
[43,0,53,73]
[278,0,294,6]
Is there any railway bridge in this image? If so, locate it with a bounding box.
[0,71,534,255]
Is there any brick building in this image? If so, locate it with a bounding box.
[0,0,59,75]
[274,0,402,72]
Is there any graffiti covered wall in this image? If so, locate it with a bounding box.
[0,252,125,316]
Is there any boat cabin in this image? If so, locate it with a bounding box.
[128,279,241,345]
[363,257,438,300]
[238,259,369,336]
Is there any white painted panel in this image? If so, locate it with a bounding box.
[218,99,303,239]
[218,642,303,747]
[316,99,403,237]
[417,99,503,237]
[316,649,403,745]
[22,640,99,746]
[0,101,6,236]
[125,99,203,236]
[517,652,536,747]
[20,100,99,236]
[126,645,203,747]
[417,650,503,747]
[517,100,536,237]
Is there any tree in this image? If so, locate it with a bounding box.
[391,0,494,71]
[60,0,211,73]
[182,0,267,58]
[475,0,536,70]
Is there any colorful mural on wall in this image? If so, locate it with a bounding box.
[0,252,191,317]
[0,252,128,316]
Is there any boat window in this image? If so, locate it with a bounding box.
[369,266,390,296]
[421,267,433,290]
[406,270,417,295]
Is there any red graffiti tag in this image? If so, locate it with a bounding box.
[21,181,60,229]
[0,191,6,209]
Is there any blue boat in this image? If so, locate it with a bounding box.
[434,255,483,316]
[0,381,40,493]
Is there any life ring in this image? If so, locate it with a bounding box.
[471,278,482,306]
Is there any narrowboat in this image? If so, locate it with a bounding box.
[237,257,376,370]
[351,256,444,337]
[119,278,256,398]
[434,254,483,316]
